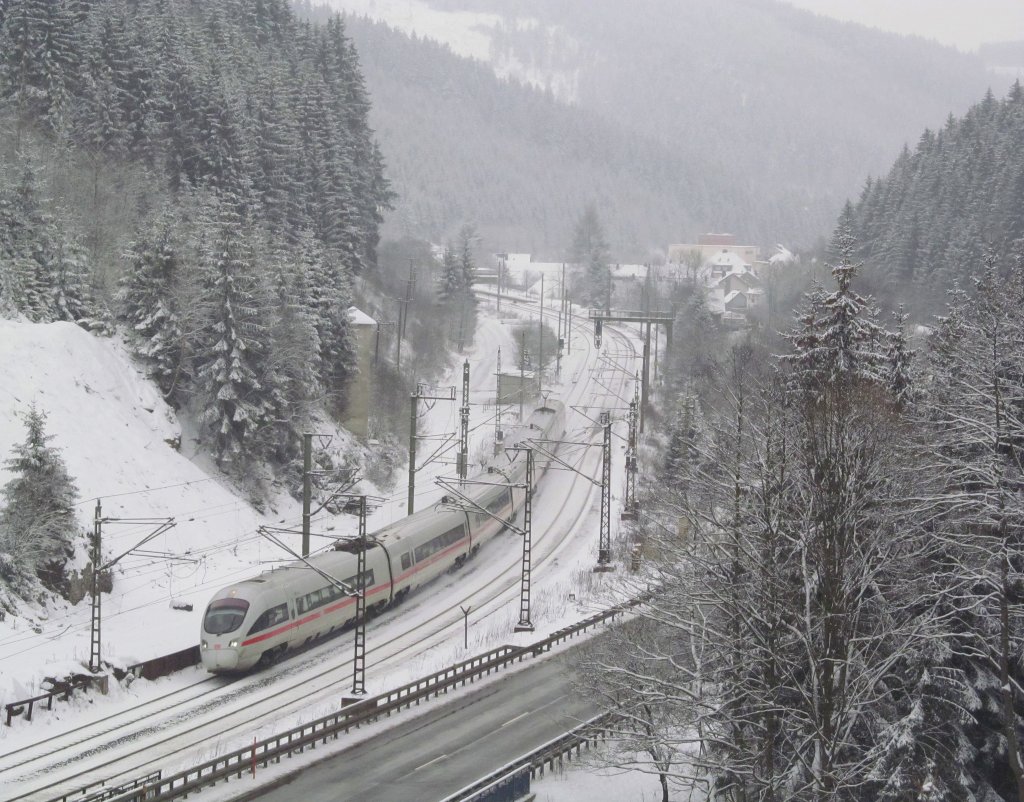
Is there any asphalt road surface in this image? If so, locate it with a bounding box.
[247,654,598,802]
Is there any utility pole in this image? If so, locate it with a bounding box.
[641,322,651,433]
[567,290,572,354]
[557,264,564,376]
[89,501,178,672]
[408,389,417,515]
[512,447,535,632]
[352,495,367,696]
[374,321,395,365]
[302,433,312,557]
[458,360,470,485]
[408,383,457,514]
[538,274,544,396]
[622,384,640,521]
[494,347,504,451]
[89,500,102,673]
[396,260,416,371]
[496,255,504,313]
[519,331,527,421]
[595,411,614,572]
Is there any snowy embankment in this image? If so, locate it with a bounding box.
[0,313,525,707]
[0,319,273,699]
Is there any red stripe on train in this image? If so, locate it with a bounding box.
[237,537,470,647]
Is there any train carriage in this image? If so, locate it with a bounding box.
[200,401,565,673]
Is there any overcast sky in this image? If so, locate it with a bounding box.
[783,0,1024,52]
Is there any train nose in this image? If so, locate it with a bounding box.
[201,642,240,671]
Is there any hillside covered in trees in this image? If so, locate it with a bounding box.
[839,83,1024,314]
[0,0,393,475]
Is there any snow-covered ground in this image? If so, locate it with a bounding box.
[0,307,556,703]
[0,295,652,800]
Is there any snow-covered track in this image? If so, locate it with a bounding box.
[7,304,641,802]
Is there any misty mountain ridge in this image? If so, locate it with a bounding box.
[304,0,1008,258]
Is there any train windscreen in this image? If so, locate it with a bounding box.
[203,598,250,634]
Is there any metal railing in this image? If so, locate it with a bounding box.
[51,597,645,802]
[439,713,617,802]
[5,675,103,726]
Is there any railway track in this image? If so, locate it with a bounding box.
[3,298,643,802]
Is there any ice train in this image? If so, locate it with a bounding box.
[200,401,565,672]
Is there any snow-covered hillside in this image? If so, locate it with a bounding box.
[324,0,583,102]
[0,320,272,694]
[0,316,518,703]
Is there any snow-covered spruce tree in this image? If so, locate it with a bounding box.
[457,224,478,290]
[0,155,95,324]
[886,304,916,411]
[784,223,888,396]
[570,203,610,310]
[437,243,464,304]
[777,247,927,799]
[300,230,356,418]
[0,404,79,595]
[258,238,322,464]
[917,253,1024,800]
[194,201,277,472]
[0,0,76,136]
[118,210,189,402]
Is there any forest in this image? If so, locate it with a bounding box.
[842,85,1024,315]
[574,84,1024,801]
[0,0,394,473]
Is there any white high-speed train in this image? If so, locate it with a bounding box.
[200,401,565,672]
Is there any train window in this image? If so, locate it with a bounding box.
[203,598,250,635]
[343,570,375,589]
[247,603,289,635]
[401,552,411,570]
[487,491,510,514]
[414,525,465,563]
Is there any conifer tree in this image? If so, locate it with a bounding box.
[437,243,463,303]
[886,304,916,410]
[0,404,79,593]
[118,211,188,401]
[0,0,76,134]
[570,204,610,309]
[457,224,478,291]
[195,204,274,470]
[919,253,1024,799]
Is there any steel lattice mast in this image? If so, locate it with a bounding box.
[596,411,614,571]
[514,448,535,632]
[352,495,368,696]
